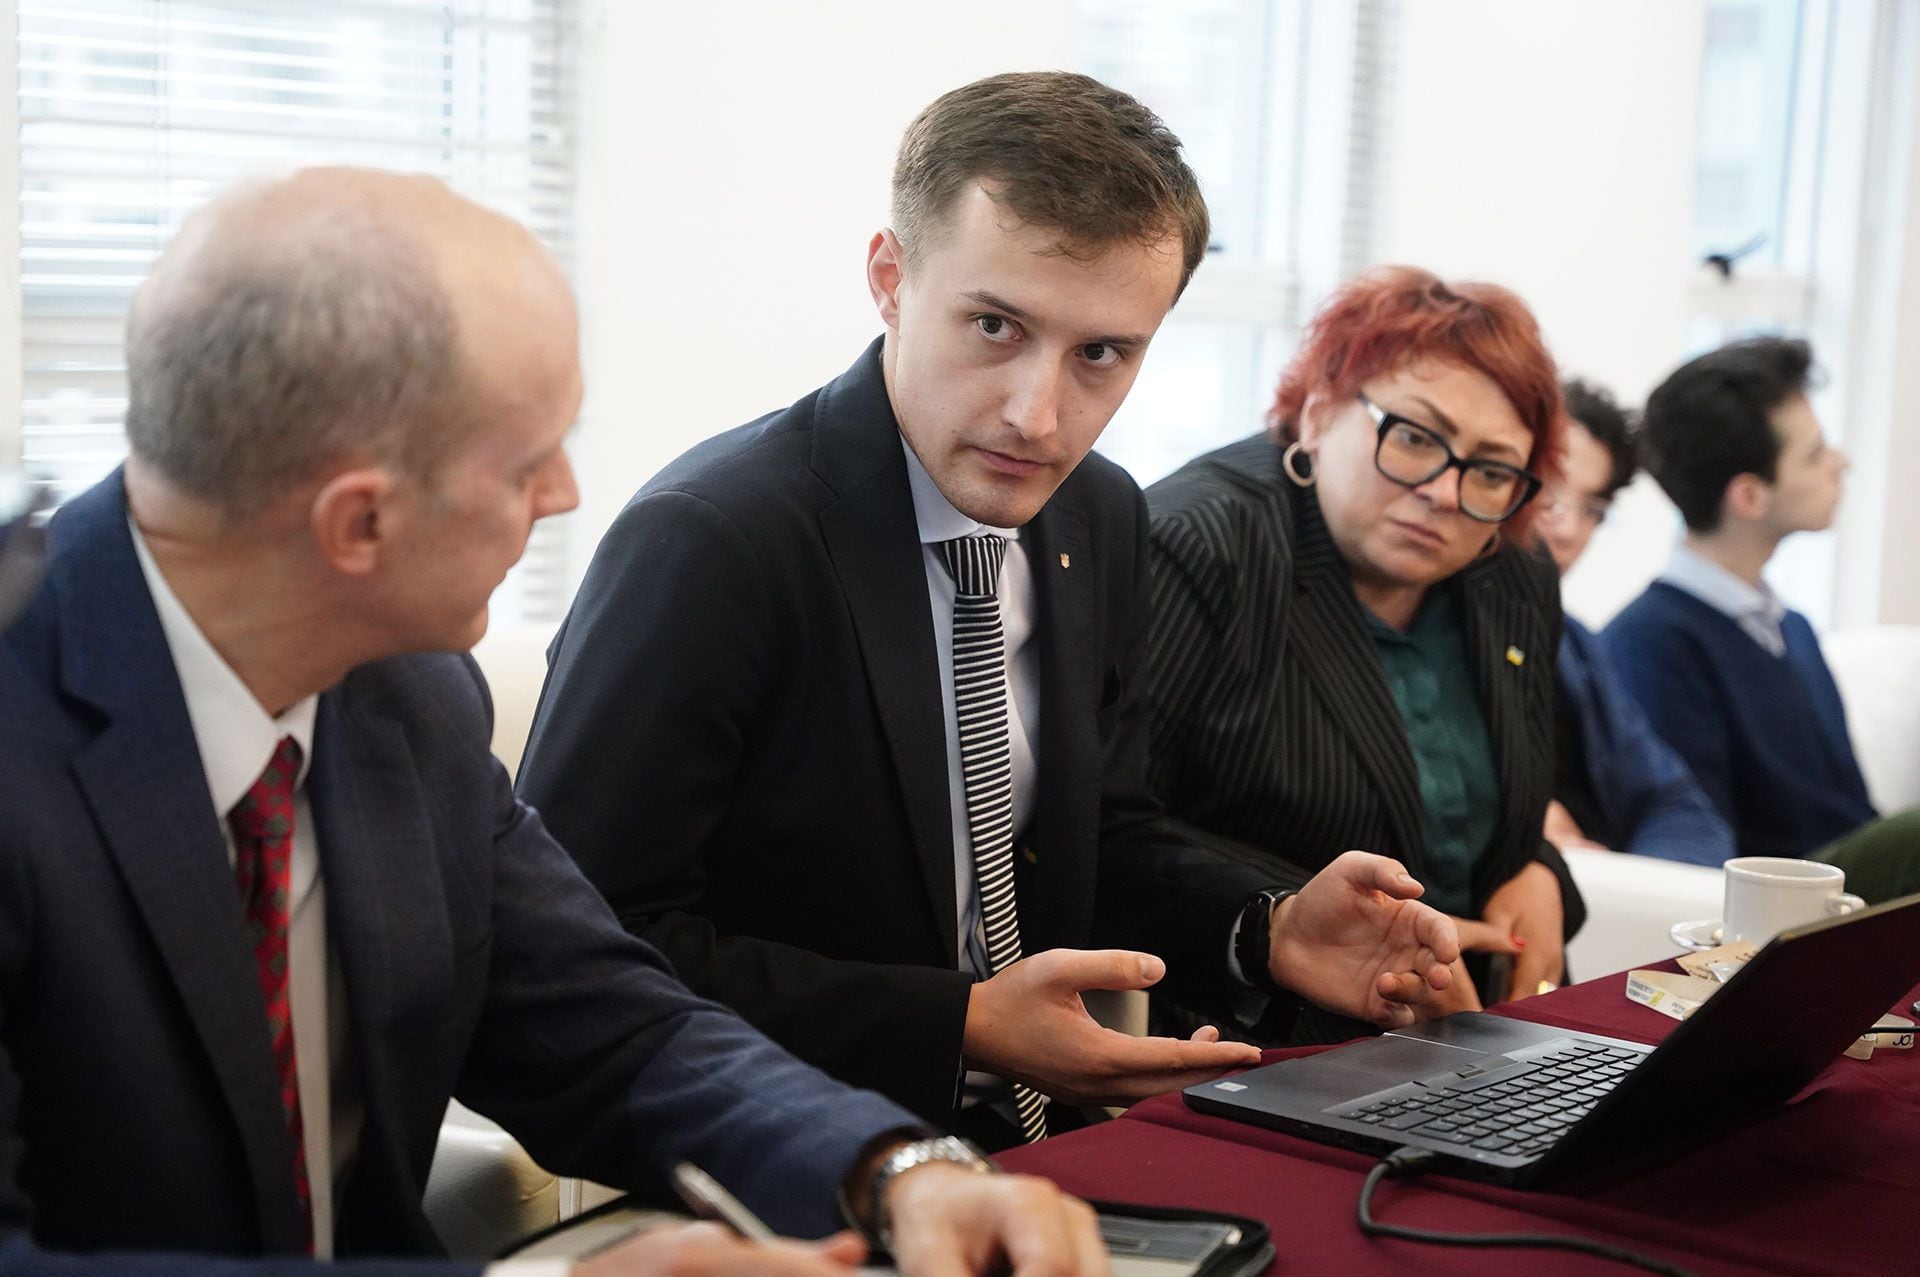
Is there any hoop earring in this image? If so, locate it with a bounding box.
[1282,442,1316,488]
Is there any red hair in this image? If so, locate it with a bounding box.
[1270,265,1566,542]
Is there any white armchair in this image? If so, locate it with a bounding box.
[471,619,559,781]
[1562,847,1721,982]
[423,1102,562,1258]
[1821,625,1920,813]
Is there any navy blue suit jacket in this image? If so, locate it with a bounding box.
[0,474,914,1274]
[1556,618,1734,865]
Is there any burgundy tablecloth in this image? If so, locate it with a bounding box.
[998,968,1920,1275]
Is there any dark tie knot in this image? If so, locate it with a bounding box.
[938,535,1008,598]
[231,735,304,843]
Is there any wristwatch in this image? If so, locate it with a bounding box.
[846,1134,994,1251]
[1234,887,1295,998]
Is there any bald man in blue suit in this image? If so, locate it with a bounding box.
[0,169,1096,1276]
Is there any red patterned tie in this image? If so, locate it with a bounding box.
[229,735,313,1252]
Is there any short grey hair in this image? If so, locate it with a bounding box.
[124,210,458,516]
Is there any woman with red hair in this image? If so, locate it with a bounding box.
[1145,266,1580,1034]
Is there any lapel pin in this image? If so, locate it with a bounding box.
[1059,553,1071,569]
[1505,645,1526,667]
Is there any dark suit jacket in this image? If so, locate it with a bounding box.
[1556,618,1735,866]
[520,340,1276,1126]
[0,474,915,1274]
[1143,436,1585,939]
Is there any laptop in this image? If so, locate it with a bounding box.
[1185,891,1920,1186]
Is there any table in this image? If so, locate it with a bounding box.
[998,968,1920,1275]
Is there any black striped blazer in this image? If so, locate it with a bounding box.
[1143,435,1585,940]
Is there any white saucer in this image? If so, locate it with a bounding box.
[1669,918,1724,951]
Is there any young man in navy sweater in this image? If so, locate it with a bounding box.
[1602,338,1919,898]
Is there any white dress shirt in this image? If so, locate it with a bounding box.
[133,524,559,1273]
[900,438,1041,976]
[1660,541,1789,657]
[131,522,356,1256]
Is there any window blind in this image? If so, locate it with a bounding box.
[15,0,579,622]
[1078,0,1398,485]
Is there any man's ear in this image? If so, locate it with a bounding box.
[1723,472,1771,523]
[867,229,906,329]
[310,467,397,576]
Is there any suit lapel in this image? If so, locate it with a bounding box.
[813,343,958,962]
[1021,496,1096,954]
[1285,488,1425,862]
[307,684,453,1200]
[53,476,307,1249]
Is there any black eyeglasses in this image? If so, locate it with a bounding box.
[1358,395,1542,523]
[1539,491,1611,530]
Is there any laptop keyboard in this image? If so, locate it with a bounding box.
[1332,1040,1644,1159]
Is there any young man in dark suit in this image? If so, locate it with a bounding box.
[520,72,1467,1150]
[0,168,1098,1274]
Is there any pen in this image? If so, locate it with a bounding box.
[672,1162,780,1243]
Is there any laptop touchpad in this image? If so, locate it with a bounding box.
[1232,1035,1489,1109]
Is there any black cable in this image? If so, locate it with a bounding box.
[1356,1147,1696,1276]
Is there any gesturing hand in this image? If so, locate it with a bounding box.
[961,949,1261,1106]
[1266,851,1462,1028]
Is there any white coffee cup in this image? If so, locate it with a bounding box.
[1722,856,1865,944]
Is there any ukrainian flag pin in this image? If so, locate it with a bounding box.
[1505,645,1525,667]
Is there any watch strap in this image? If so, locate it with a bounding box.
[1234,888,1294,998]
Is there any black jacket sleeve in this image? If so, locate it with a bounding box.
[517,491,971,1126]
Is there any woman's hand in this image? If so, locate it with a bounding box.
[1481,861,1566,1001]
[1543,800,1607,852]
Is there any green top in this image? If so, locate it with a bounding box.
[1366,585,1499,917]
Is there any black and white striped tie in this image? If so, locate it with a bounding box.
[938,534,1047,1144]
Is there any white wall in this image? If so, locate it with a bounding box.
[569,0,1078,564]
[1872,42,1920,628]
[1379,0,1709,629]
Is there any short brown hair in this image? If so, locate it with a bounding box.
[891,71,1210,297]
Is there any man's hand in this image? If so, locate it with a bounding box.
[1420,955,1486,1017]
[962,949,1261,1106]
[1266,851,1461,1028]
[885,1163,1109,1277]
[573,1221,866,1277]
[1483,861,1566,1001]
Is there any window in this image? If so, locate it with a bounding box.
[1692,0,1807,278]
[1078,0,1398,486]
[12,0,578,621]
[1683,0,1913,629]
